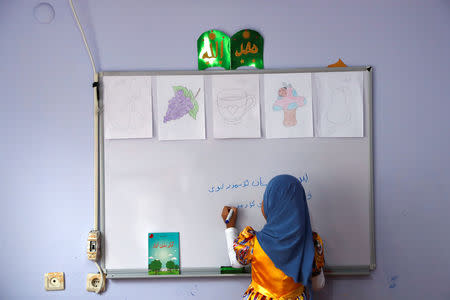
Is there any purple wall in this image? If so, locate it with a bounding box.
[1,0,449,299]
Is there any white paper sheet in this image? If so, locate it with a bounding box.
[264,73,313,138]
[156,75,205,140]
[103,76,153,139]
[211,74,261,138]
[313,71,364,137]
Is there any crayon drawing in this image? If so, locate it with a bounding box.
[163,86,200,123]
[313,71,363,137]
[216,89,255,124]
[264,73,313,138]
[157,75,206,141]
[273,82,306,127]
[326,86,352,126]
[212,74,261,138]
[103,76,153,139]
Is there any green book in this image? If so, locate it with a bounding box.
[148,232,180,275]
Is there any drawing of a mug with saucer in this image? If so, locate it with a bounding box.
[217,89,256,124]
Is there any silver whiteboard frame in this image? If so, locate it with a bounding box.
[97,66,375,278]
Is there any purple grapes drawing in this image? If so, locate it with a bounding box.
[163,87,199,123]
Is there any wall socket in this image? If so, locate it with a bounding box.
[86,273,105,293]
[44,272,65,291]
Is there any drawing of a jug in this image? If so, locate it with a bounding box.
[326,87,351,125]
[217,89,256,124]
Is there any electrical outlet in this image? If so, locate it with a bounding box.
[44,272,65,291]
[86,273,105,293]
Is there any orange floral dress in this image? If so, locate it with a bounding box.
[233,227,325,300]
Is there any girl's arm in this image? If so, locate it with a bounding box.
[225,227,245,268]
[221,206,245,268]
[312,269,325,290]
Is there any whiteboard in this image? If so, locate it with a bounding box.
[100,67,374,278]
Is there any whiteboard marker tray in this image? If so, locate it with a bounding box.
[106,265,370,279]
[106,267,251,279]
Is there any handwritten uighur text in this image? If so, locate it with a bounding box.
[208,173,310,193]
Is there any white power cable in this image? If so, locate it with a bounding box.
[94,261,105,293]
[69,0,104,293]
[69,0,99,231]
[69,0,97,74]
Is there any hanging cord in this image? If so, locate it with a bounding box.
[69,0,97,74]
[69,0,104,293]
[69,0,99,229]
[94,261,105,293]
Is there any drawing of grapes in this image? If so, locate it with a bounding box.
[163,86,200,123]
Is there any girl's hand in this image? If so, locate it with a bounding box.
[221,206,238,228]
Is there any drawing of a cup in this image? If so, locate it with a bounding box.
[217,89,255,124]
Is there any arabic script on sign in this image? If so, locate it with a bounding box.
[235,41,259,57]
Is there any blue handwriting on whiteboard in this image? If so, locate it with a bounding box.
[208,173,309,194]
[235,192,312,209]
[236,200,261,209]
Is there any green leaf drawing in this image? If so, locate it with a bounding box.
[188,92,199,120]
[172,86,199,120]
[172,86,186,94]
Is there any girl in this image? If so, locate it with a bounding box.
[222,175,325,300]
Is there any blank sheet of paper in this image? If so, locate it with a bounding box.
[103,76,153,139]
[156,75,205,141]
[313,71,364,137]
[264,73,313,138]
[211,74,261,139]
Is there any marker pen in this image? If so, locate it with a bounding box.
[225,209,234,224]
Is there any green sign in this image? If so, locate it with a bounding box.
[231,29,264,70]
[197,30,231,70]
[197,29,264,70]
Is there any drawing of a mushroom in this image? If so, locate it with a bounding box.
[273,83,306,127]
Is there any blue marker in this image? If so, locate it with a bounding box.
[225,209,234,224]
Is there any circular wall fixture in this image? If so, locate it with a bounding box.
[33,2,55,24]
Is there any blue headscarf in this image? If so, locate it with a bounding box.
[255,174,315,288]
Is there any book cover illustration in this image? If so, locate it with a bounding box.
[148,232,180,275]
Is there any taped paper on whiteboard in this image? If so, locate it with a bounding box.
[313,72,364,137]
[103,76,153,139]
